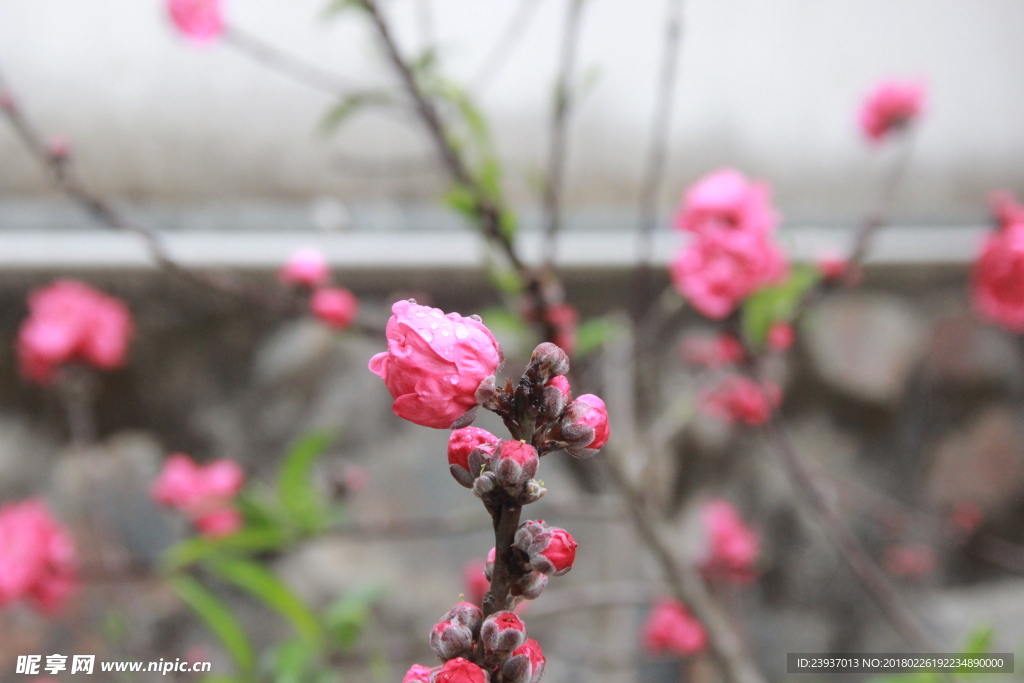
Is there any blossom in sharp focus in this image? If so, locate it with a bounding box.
[17,279,134,385]
[670,230,788,320]
[642,599,707,656]
[503,639,545,683]
[673,168,778,238]
[279,248,329,288]
[0,499,78,614]
[858,79,926,143]
[973,192,1024,332]
[151,453,245,537]
[433,658,489,683]
[699,375,781,426]
[168,0,225,43]
[369,300,503,429]
[561,394,610,458]
[699,500,759,584]
[311,287,359,329]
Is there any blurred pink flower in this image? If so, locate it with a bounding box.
[859,79,926,143]
[884,543,935,578]
[680,333,745,368]
[948,501,983,534]
[642,599,707,656]
[17,279,134,385]
[699,500,759,584]
[279,248,329,288]
[168,0,225,43]
[767,321,794,352]
[973,192,1024,332]
[0,499,78,614]
[311,287,359,329]
[368,301,502,429]
[673,168,778,237]
[700,375,780,426]
[462,558,490,607]
[151,453,245,537]
[817,253,849,281]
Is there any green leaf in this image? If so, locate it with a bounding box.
[279,431,333,533]
[162,526,288,572]
[321,0,363,19]
[264,638,315,683]
[320,91,397,134]
[444,184,479,220]
[207,558,323,651]
[480,307,528,335]
[741,265,821,348]
[171,575,256,674]
[575,317,624,358]
[325,584,386,651]
[963,624,993,655]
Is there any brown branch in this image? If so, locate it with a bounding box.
[764,415,942,651]
[540,0,587,270]
[602,452,768,683]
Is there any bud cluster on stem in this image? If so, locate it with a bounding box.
[370,305,609,682]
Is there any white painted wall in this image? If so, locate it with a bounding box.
[0,0,1022,221]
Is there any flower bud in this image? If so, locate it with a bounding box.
[530,342,570,381]
[642,599,707,655]
[472,471,497,498]
[493,441,539,488]
[541,375,572,417]
[512,571,548,601]
[0,92,16,113]
[561,394,610,458]
[448,427,501,488]
[311,287,359,330]
[528,527,577,576]
[404,664,435,683]
[502,639,546,683]
[480,611,527,657]
[47,135,71,161]
[514,520,547,553]
[430,602,483,661]
[484,547,496,581]
[279,247,329,288]
[432,658,489,683]
[520,480,547,504]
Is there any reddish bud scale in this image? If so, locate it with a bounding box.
[503,639,546,683]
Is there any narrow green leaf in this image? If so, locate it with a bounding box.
[171,575,256,674]
[963,624,994,656]
[279,431,333,533]
[741,265,821,347]
[320,92,397,135]
[208,558,323,651]
[162,526,288,572]
[265,638,314,683]
[325,584,385,651]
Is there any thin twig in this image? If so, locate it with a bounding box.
[223,25,358,95]
[602,452,768,683]
[764,415,942,651]
[469,0,543,93]
[540,0,586,269]
[634,0,686,311]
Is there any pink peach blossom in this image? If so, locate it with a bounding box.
[462,559,490,607]
[434,658,488,683]
[673,169,778,237]
[403,664,433,683]
[369,301,502,429]
[884,543,935,578]
[973,194,1024,332]
[311,287,359,329]
[168,0,225,43]
[642,599,707,656]
[859,79,926,143]
[767,322,794,352]
[680,333,745,368]
[0,499,78,614]
[948,501,983,534]
[699,375,781,426]
[699,500,759,584]
[17,279,134,385]
[151,453,245,537]
[670,231,788,319]
[817,253,849,281]
[279,248,330,288]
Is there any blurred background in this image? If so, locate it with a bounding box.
[1,1,1024,682]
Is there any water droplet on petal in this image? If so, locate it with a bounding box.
[430,309,444,319]
[454,324,469,339]
[416,311,426,318]
[450,375,461,385]
[442,329,450,336]
[420,330,433,342]
[430,323,438,329]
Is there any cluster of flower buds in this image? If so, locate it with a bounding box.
[430,602,483,661]
[515,520,577,577]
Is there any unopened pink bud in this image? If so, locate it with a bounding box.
[503,639,546,683]
[642,599,707,655]
[562,394,610,457]
[530,342,570,380]
[493,440,539,488]
[443,601,483,631]
[404,664,434,683]
[432,658,489,683]
[311,287,359,330]
[542,375,572,416]
[430,602,482,661]
[448,427,501,488]
[480,611,527,656]
[47,135,71,160]
[279,248,329,288]
[528,527,577,576]
[168,0,225,43]
[766,322,794,352]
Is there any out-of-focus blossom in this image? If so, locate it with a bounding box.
[151,453,244,537]
[884,543,936,578]
[279,248,329,288]
[859,79,926,143]
[673,169,778,238]
[642,599,707,656]
[948,501,983,534]
[973,192,1024,332]
[0,499,77,614]
[369,301,502,429]
[168,0,225,43]
[670,230,788,319]
[462,559,490,607]
[767,322,795,352]
[699,500,759,584]
[403,664,433,683]
[699,376,780,426]
[310,287,359,329]
[18,279,134,385]
[47,135,71,160]
[680,333,745,368]
[818,253,849,282]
